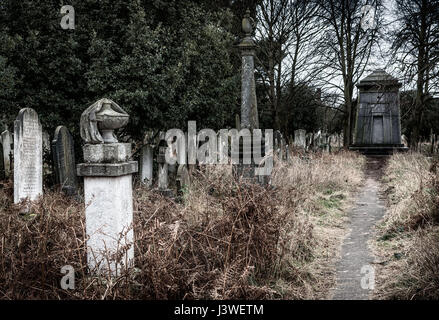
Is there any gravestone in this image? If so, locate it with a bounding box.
[140,131,155,187]
[77,98,137,275]
[351,69,408,154]
[176,164,190,195]
[14,108,43,204]
[157,132,172,197]
[52,126,78,195]
[0,142,4,179]
[1,130,12,179]
[294,129,306,148]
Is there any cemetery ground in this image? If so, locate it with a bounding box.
[0,151,364,299]
[0,150,437,300]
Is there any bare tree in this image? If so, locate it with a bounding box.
[314,0,384,147]
[255,0,321,131]
[390,0,439,148]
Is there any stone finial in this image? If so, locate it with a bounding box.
[242,9,254,36]
[80,98,129,144]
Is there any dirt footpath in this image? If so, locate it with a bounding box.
[331,156,387,300]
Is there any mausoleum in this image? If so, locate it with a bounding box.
[350,69,408,154]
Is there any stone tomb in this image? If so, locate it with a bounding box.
[14,108,43,204]
[52,126,78,195]
[350,69,408,154]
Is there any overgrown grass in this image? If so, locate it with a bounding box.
[372,153,439,300]
[0,151,364,299]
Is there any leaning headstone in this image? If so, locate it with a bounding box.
[140,144,154,187]
[52,126,78,195]
[1,130,12,179]
[14,108,43,204]
[77,98,138,276]
[294,129,306,149]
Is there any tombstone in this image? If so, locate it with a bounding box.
[350,69,408,154]
[0,142,4,180]
[176,164,190,195]
[76,98,138,275]
[52,126,78,196]
[285,144,290,163]
[294,129,306,148]
[140,144,154,187]
[1,130,12,179]
[157,132,173,197]
[14,108,43,204]
[42,130,50,153]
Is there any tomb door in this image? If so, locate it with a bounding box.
[372,115,384,144]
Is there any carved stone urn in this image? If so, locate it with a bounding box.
[80,98,129,144]
[95,101,129,143]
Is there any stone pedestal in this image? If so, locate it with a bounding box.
[77,143,138,275]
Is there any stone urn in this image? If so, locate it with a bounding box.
[95,102,129,143]
[80,98,130,144]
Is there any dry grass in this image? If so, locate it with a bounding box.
[0,151,365,300]
[372,153,439,300]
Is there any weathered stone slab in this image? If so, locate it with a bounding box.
[84,174,134,274]
[140,144,153,186]
[77,161,138,177]
[14,108,43,203]
[294,129,306,148]
[52,126,78,195]
[83,143,131,163]
[1,130,12,178]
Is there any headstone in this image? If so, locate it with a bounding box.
[42,130,50,153]
[0,142,4,180]
[157,132,172,196]
[140,144,154,187]
[77,98,138,276]
[52,126,78,195]
[294,129,306,148]
[14,108,43,204]
[1,130,12,179]
[176,164,190,194]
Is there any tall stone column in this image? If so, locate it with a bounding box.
[238,9,259,131]
[77,98,138,275]
[235,9,261,182]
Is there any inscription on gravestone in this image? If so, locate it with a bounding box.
[52,126,78,195]
[14,108,43,203]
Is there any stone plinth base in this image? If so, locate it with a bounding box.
[78,143,138,276]
[83,174,134,275]
[349,144,409,155]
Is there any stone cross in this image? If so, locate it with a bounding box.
[14,108,43,204]
[1,130,12,179]
[52,126,78,196]
[77,98,138,276]
[238,9,259,130]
